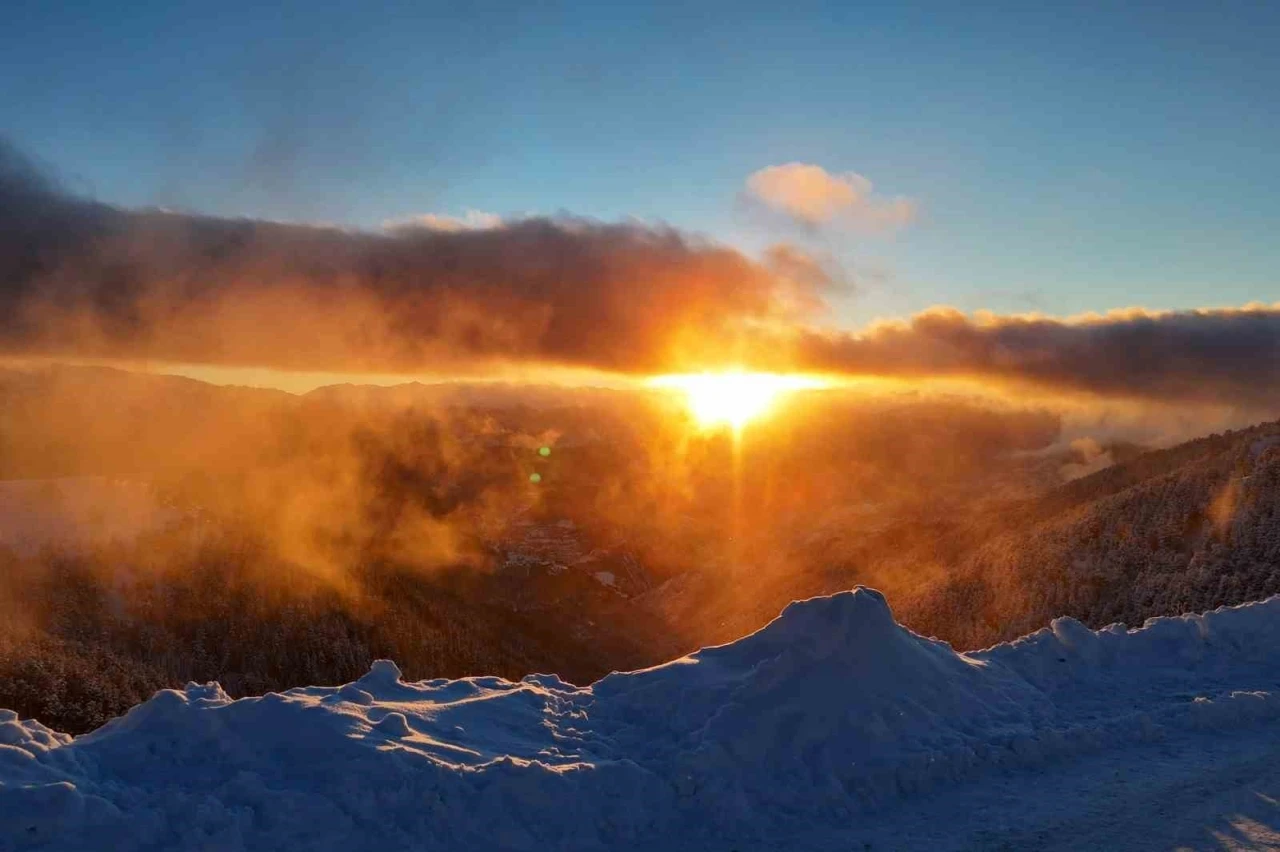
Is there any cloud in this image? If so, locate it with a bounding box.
[743,163,916,230]
[4,138,1279,412]
[0,139,836,376]
[780,304,1280,409]
[762,244,851,313]
[1059,437,1114,481]
[383,209,503,232]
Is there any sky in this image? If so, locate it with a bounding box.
[4,0,1277,330]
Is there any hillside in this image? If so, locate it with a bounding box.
[2,587,1279,850]
[905,419,1280,648]
[645,419,1280,655]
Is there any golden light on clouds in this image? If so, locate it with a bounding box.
[648,371,830,430]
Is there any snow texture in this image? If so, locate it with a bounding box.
[3,587,1280,850]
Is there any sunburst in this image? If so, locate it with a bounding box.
[648,370,827,430]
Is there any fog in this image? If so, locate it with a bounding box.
[0,363,1124,623]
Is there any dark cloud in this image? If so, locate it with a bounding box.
[0,139,831,374]
[783,306,1280,408]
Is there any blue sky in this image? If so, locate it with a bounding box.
[4,0,1278,327]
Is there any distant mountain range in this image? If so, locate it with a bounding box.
[1,362,1277,736]
[906,419,1280,648]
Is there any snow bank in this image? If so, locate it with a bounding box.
[3,588,1280,851]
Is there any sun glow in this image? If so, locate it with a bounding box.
[648,371,829,430]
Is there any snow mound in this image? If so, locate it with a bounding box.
[3,587,1280,850]
[590,588,1051,802]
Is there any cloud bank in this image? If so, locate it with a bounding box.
[0,139,832,375]
[782,305,1280,409]
[2,139,1278,411]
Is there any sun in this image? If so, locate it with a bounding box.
[648,371,827,430]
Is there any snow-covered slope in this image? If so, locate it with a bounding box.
[3,588,1280,851]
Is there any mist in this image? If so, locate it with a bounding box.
[0,363,1067,643]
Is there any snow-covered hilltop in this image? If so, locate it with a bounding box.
[3,588,1280,851]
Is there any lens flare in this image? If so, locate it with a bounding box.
[648,371,828,430]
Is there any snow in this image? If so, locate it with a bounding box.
[3,588,1280,850]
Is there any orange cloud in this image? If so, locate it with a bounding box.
[744,163,916,230]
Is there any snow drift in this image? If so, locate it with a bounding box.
[3,587,1280,850]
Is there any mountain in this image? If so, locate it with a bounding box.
[642,419,1280,655]
[904,419,1280,648]
[3,587,1279,850]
